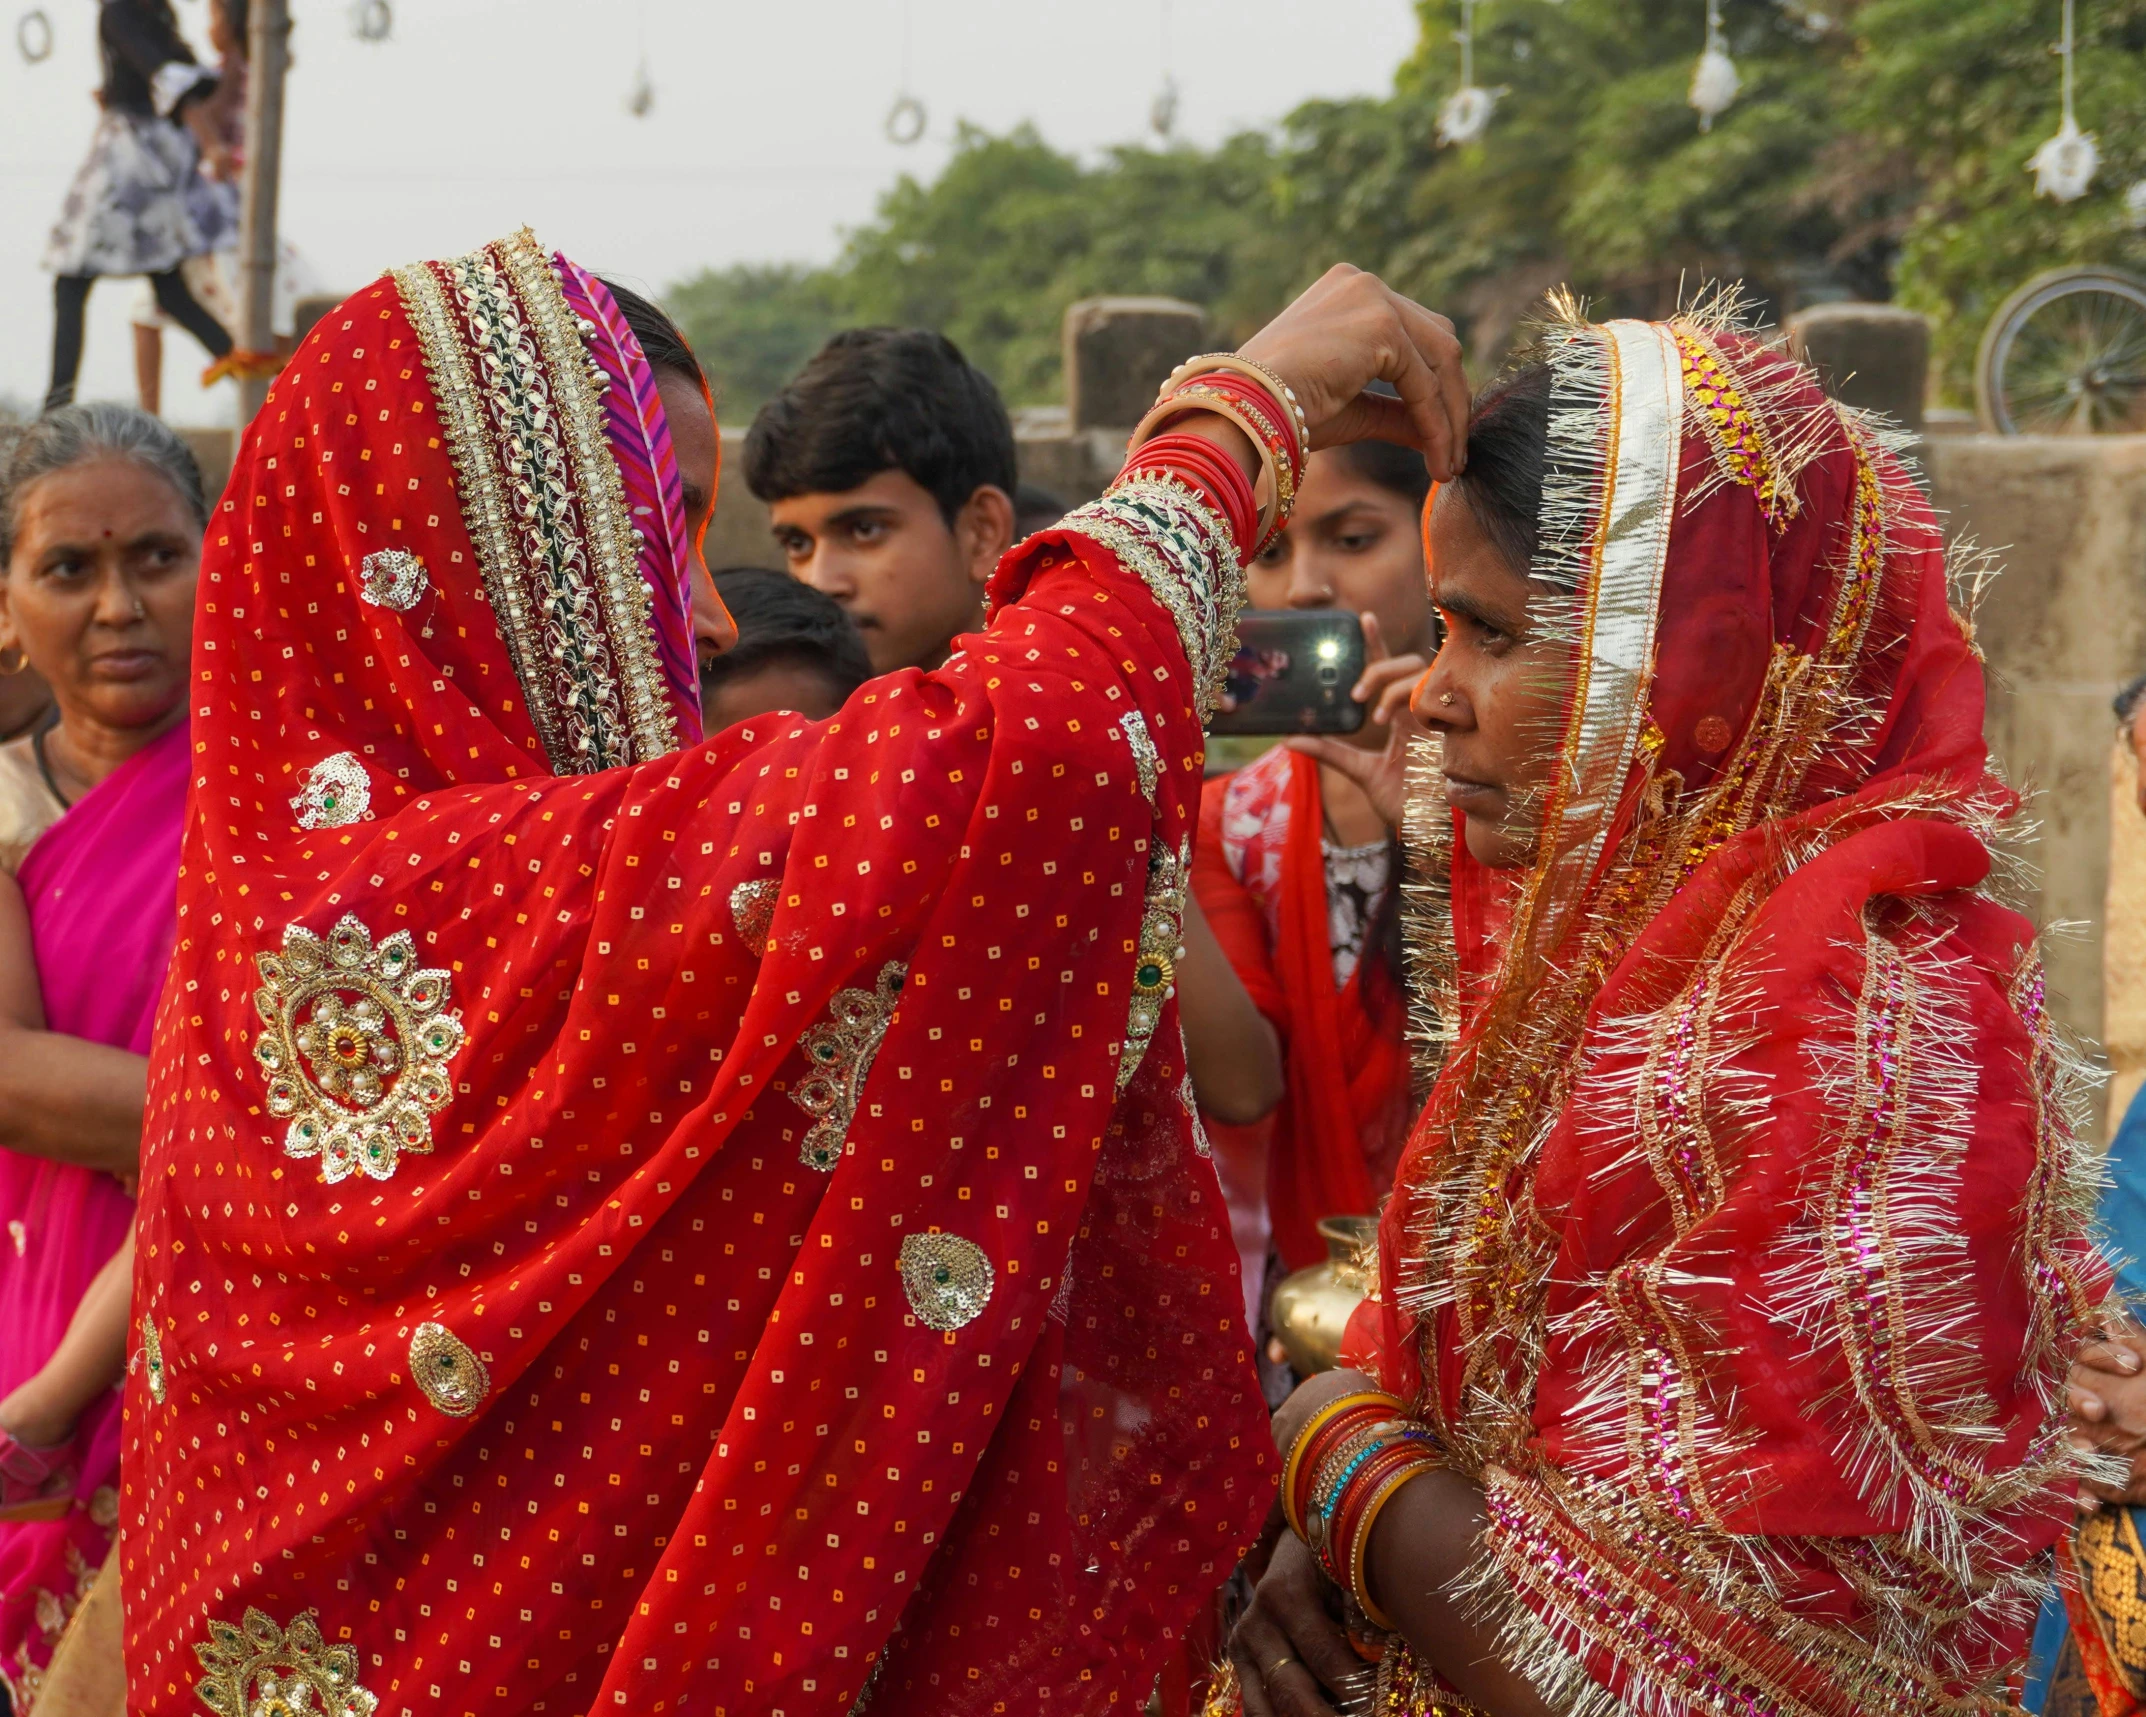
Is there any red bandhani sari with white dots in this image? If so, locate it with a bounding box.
[123,229,1270,1717]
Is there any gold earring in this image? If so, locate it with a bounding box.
[0,645,27,677]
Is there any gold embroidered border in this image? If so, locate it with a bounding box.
[392,230,676,774]
[495,229,676,763]
[391,251,566,767]
[1058,474,1243,723]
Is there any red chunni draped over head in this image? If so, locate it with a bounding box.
[1348,304,2102,1715]
[123,229,1271,1716]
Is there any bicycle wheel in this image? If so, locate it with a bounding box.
[1976,267,2146,435]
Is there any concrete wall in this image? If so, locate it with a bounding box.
[1924,435,2146,1130]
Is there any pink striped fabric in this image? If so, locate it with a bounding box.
[550,253,701,740]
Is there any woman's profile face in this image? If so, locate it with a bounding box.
[0,457,199,741]
[1414,489,1568,869]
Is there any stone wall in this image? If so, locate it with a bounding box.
[1924,435,2146,1132]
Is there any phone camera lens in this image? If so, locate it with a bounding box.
[1315,666,1340,685]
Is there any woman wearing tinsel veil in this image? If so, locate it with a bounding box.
[1224,300,2103,1717]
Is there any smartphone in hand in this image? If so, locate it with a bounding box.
[1206,610,1368,736]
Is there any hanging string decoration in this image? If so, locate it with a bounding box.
[1435,0,1500,147]
[885,95,927,145]
[624,57,655,118]
[348,0,391,43]
[16,5,52,63]
[886,0,927,146]
[1150,0,1177,140]
[2029,0,2099,202]
[1150,74,1180,141]
[1689,0,1740,131]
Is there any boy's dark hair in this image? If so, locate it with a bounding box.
[598,278,706,393]
[743,329,1017,525]
[702,569,873,702]
[2118,671,2146,728]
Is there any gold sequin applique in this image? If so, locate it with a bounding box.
[355,547,427,611]
[1120,710,1161,809]
[729,877,778,949]
[253,914,466,1183]
[141,1313,165,1405]
[899,1232,994,1332]
[792,962,906,1171]
[1119,838,1191,1094]
[391,229,677,774]
[291,753,372,830]
[194,1608,378,1717]
[408,1320,488,1417]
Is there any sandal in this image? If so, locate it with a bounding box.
[0,1429,76,1523]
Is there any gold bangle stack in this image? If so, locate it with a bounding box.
[1128,352,1312,556]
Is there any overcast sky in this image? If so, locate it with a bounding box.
[1,0,1419,424]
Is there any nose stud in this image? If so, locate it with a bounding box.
[1438,693,1454,707]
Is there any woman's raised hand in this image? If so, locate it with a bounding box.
[1239,265,1470,479]
[1287,613,1432,832]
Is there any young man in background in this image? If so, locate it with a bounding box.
[744,328,1017,674]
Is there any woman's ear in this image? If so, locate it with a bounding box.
[959,485,1016,588]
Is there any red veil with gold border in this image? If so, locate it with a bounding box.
[1349,307,2101,1716]
[122,231,1271,1717]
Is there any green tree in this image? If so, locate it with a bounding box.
[667,0,2146,412]
[1853,0,2146,398]
[663,264,844,422]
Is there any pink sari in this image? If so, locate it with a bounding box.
[0,722,185,1706]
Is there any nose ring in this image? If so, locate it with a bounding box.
[1439,693,1454,707]
[131,597,146,620]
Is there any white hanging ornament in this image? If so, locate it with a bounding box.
[1435,0,1501,148]
[1438,85,1498,146]
[624,57,655,119]
[2030,0,2098,203]
[885,94,927,146]
[348,0,391,43]
[1689,0,1739,132]
[2032,116,2100,201]
[1150,74,1179,141]
[2124,178,2146,229]
[16,6,53,64]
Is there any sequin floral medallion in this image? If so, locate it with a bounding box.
[194,1608,378,1717]
[253,913,465,1183]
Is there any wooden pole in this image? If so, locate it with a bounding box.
[236,0,291,423]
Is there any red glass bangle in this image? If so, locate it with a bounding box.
[1122,431,1258,558]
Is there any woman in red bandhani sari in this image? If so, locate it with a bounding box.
[119,234,1474,1715]
[1223,300,2102,1716]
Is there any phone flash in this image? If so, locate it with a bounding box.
[1316,639,1342,662]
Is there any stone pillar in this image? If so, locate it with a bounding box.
[1787,302,1930,434]
[1062,297,1208,432]
[1924,434,2146,1134]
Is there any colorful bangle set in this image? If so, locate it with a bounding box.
[1125,352,1310,559]
[1121,430,1260,560]
[1281,1389,1442,1631]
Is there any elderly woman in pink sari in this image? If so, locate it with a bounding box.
[0,402,198,1708]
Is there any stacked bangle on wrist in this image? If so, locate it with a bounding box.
[1128,352,1310,558]
[1120,430,1259,560]
[1280,1388,1443,1632]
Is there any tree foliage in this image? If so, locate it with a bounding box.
[667,0,2146,414]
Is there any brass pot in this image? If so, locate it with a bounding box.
[1267,1214,1378,1376]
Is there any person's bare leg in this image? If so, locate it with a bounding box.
[133,325,162,418]
[0,1231,133,1449]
